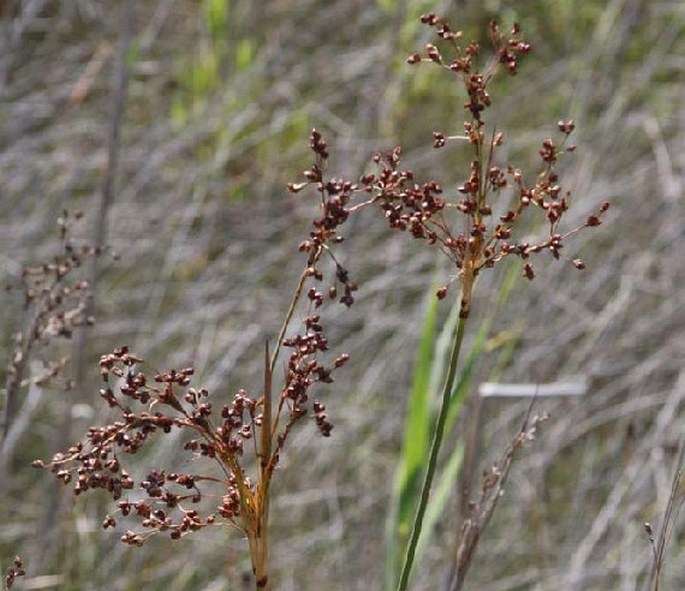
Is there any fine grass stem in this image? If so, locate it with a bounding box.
[396,289,468,591]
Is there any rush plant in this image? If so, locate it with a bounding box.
[37,14,608,591]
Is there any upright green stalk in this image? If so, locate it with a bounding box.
[396,291,469,591]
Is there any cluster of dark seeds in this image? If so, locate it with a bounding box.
[362,15,609,313]
[37,346,255,543]
[32,15,610,589]
[44,359,346,550]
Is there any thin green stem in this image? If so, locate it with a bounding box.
[269,247,324,374]
[396,293,469,591]
[270,266,309,374]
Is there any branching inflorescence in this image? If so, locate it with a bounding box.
[40,133,356,589]
[2,211,98,437]
[293,17,608,320]
[39,14,608,591]
[1,211,101,488]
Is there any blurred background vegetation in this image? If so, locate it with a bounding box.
[0,0,683,589]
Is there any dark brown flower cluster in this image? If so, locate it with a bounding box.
[356,138,608,314]
[3,210,98,387]
[39,133,358,583]
[289,129,359,308]
[41,317,350,547]
[361,16,609,315]
[281,319,349,439]
[408,16,531,121]
[286,17,608,324]
[39,346,236,544]
[38,347,254,541]
[3,210,101,450]
[16,211,100,333]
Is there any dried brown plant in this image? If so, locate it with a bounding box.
[644,446,684,591]
[34,14,611,591]
[40,130,358,590]
[1,211,100,487]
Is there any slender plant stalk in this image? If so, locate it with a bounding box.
[250,513,270,591]
[255,342,273,590]
[270,247,323,373]
[270,266,309,373]
[396,288,469,591]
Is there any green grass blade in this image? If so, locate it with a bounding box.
[399,290,438,490]
[386,262,520,589]
[413,442,464,569]
[384,286,439,590]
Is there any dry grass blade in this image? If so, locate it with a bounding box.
[644,442,685,591]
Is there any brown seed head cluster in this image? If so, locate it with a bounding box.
[366,16,607,315]
[41,339,347,545]
[41,127,357,586]
[4,210,98,380]
[3,210,103,445]
[34,15,609,589]
[290,129,359,308]
[288,19,608,313]
[41,345,254,542]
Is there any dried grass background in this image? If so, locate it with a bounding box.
[0,1,683,590]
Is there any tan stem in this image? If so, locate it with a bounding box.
[247,508,270,590]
